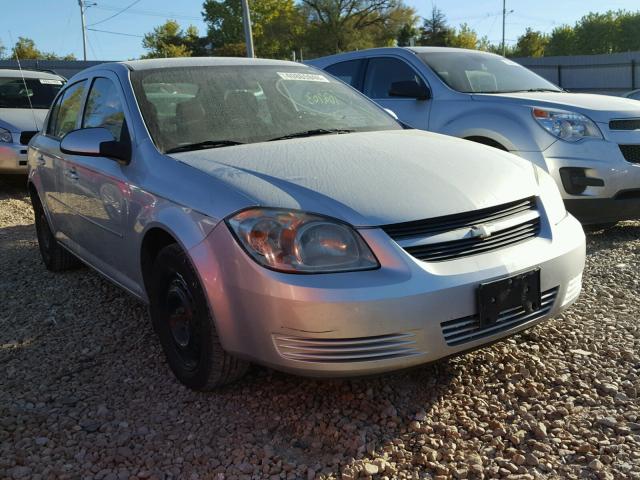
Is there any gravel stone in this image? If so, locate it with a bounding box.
[1,175,639,479]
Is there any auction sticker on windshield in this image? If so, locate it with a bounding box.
[39,79,64,85]
[277,72,329,82]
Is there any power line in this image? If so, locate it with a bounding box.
[88,0,143,27]
[93,4,201,22]
[87,27,144,38]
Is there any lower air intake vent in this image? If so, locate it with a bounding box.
[20,131,37,145]
[441,287,558,346]
[619,145,640,163]
[273,332,421,363]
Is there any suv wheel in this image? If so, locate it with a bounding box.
[149,244,249,390]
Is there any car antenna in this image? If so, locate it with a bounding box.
[8,30,40,131]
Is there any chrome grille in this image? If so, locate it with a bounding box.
[273,332,421,363]
[382,197,540,262]
[441,287,558,346]
[609,119,640,130]
[619,145,640,163]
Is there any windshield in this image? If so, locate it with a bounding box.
[418,52,561,94]
[0,76,65,109]
[131,65,401,152]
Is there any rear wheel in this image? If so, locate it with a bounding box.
[149,244,249,390]
[32,194,81,271]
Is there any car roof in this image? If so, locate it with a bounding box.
[117,57,303,72]
[0,68,65,80]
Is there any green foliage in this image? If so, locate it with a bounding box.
[513,28,548,57]
[450,24,479,49]
[418,7,455,46]
[545,25,576,56]
[141,20,202,58]
[203,0,305,58]
[10,37,76,61]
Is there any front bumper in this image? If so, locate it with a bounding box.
[0,140,29,174]
[517,134,640,224]
[189,213,585,377]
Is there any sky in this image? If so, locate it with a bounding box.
[1,0,639,61]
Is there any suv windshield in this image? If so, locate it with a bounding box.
[0,76,65,109]
[131,65,401,153]
[418,51,561,94]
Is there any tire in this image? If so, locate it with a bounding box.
[32,194,81,272]
[149,244,249,390]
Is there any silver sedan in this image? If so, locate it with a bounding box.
[28,58,585,390]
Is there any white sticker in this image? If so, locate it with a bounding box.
[277,72,329,83]
[39,79,63,85]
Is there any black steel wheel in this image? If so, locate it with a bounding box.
[149,244,249,390]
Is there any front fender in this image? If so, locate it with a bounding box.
[436,106,555,152]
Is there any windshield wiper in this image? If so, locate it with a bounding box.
[477,88,561,94]
[268,128,355,142]
[165,140,245,154]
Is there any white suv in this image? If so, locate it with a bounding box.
[309,47,640,225]
[0,69,65,173]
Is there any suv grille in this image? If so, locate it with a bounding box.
[441,287,558,346]
[382,197,540,262]
[19,131,37,145]
[610,119,640,130]
[619,145,640,163]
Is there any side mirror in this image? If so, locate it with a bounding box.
[60,127,131,165]
[389,81,431,100]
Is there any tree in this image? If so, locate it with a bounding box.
[300,0,415,55]
[450,23,478,49]
[203,0,305,58]
[545,25,576,56]
[397,23,417,47]
[142,20,202,58]
[573,11,619,55]
[513,28,548,57]
[418,6,455,46]
[11,37,76,60]
[0,41,6,59]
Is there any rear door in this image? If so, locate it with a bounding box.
[362,56,431,130]
[31,80,88,241]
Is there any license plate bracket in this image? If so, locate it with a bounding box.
[477,269,541,328]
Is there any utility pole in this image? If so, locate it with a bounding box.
[501,0,506,57]
[78,0,88,61]
[240,0,255,58]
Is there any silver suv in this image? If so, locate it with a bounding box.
[0,69,65,173]
[309,47,640,225]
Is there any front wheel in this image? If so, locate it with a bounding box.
[149,244,249,390]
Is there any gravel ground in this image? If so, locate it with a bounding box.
[1,175,639,480]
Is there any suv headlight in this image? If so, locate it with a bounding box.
[532,108,602,142]
[0,127,13,143]
[535,166,567,225]
[226,208,379,273]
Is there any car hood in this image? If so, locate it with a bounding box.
[0,108,47,132]
[172,129,538,227]
[471,92,640,123]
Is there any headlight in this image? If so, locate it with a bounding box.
[0,127,13,143]
[532,108,602,142]
[226,208,379,273]
[535,166,567,225]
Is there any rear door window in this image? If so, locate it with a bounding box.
[325,60,365,90]
[51,81,87,139]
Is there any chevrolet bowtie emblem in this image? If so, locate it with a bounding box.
[470,224,492,239]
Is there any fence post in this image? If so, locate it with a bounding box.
[632,59,636,90]
[557,64,562,88]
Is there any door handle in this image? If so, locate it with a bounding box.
[65,169,79,181]
[36,154,46,166]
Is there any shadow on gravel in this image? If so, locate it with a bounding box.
[585,222,640,254]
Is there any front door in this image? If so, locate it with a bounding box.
[363,56,431,130]
[58,74,136,291]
